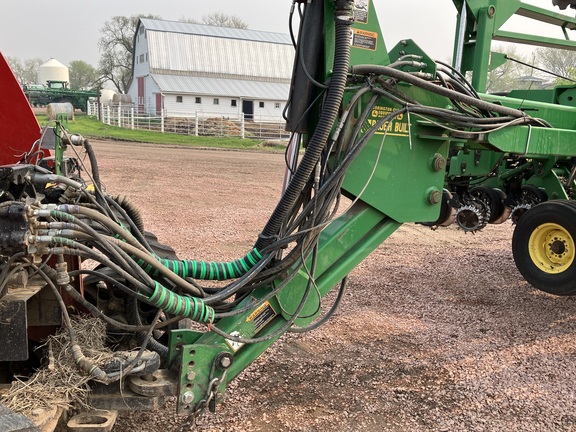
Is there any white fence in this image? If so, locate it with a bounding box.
[87,102,290,141]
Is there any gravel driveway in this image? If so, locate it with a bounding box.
[90,140,576,432]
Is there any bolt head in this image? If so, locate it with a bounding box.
[186,371,196,381]
[181,391,194,404]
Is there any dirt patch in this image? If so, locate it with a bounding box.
[87,140,576,432]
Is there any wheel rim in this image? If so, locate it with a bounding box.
[528,222,575,274]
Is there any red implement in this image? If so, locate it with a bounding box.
[0,52,43,164]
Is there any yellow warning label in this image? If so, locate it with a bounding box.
[246,301,277,333]
[367,105,409,137]
[352,28,377,51]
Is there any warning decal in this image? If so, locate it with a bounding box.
[354,0,369,24]
[247,301,277,334]
[352,28,377,51]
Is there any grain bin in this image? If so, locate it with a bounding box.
[38,58,69,85]
[100,89,116,104]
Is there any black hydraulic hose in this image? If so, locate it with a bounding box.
[105,195,153,253]
[289,277,348,333]
[255,1,354,251]
[350,64,533,119]
[82,139,111,213]
[126,294,169,360]
[84,139,101,191]
[436,60,481,100]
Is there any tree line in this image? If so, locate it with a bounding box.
[7,12,248,93]
[7,12,576,95]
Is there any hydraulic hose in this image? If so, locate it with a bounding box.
[126,295,169,360]
[350,64,535,119]
[255,0,354,251]
[83,139,101,192]
[150,248,262,281]
[109,194,145,234]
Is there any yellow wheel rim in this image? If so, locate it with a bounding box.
[528,222,575,274]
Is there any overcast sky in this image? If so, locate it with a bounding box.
[0,0,572,71]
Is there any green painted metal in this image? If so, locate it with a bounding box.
[494,30,576,50]
[388,39,437,77]
[487,126,576,157]
[349,0,390,66]
[54,117,68,176]
[506,86,576,108]
[168,0,576,416]
[340,84,452,222]
[447,149,503,179]
[452,0,576,92]
[276,202,401,324]
[482,94,576,130]
[174,202,401,411]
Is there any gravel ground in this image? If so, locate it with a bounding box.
[89,140,576,432]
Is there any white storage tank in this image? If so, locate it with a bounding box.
[100,89,116,104]
[38,58,69,86]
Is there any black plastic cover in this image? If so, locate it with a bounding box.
[0,203,27,255]
[553,0,576,10]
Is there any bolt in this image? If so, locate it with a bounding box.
[488,6,496,17]
[432,153,446,172]
[220,357,232,369]
[181,391,194,405]
[428,188,442,205]
[186,371,196,381]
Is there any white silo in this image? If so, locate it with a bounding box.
[38,59,69,86]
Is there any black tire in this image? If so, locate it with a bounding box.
[522,184,548,203]
[470,186,506,224]
[512,201,576,295]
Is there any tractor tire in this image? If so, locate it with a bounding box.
[512,200,576,295]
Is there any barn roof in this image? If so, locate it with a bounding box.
[152,74,290,100]
[140,18,292,45]
[139,18,295,82]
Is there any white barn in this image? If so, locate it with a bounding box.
[127,18,294,121]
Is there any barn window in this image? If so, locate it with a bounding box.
[146,53,148,62]
[275,102,281,109]
[213,98,219,105]
[231,99,237,107]
[195,97,202,104]
[176,96,183,103]
[139,54,144,63]
[259,101,265,108]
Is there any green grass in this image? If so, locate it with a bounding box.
[35,113,285,151]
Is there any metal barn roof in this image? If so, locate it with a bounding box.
[152,74,290,100]
[140,18,292,45]
[140,18,295,81]
[147,32,293,80]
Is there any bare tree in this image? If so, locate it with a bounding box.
[98,12,247,94]
[535,46,576,84]
[485,45,533,93]
[98,14,159,93]
[181,12,248,29]
[6,56,44,84]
